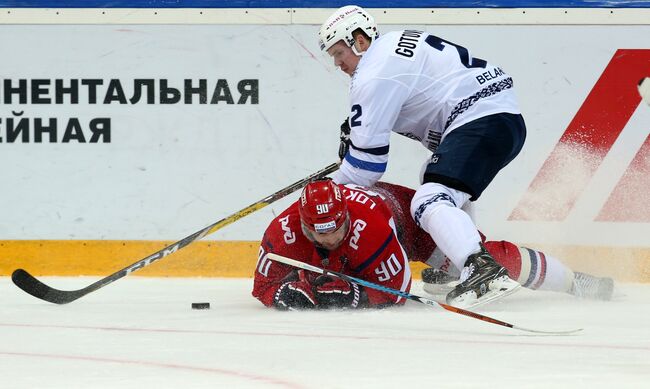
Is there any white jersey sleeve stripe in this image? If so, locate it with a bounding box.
[348,145,389,164]
[350,142,389,156]
[344,152,387,173]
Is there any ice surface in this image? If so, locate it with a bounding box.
[1,277,648,388]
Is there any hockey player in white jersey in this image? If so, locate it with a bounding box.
[319,5,526,307]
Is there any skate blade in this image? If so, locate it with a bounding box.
[422,280,459,296]
[449,277,522,309]
[572,278,615,301]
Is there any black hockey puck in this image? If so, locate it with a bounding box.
[191,302,210,310]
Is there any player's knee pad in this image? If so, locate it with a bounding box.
[410,182,470,228]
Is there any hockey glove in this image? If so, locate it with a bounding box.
[338,117,351,161]
[314,275,364,309]
[273,270,317,311]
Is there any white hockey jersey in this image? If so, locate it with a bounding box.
[332,29,521,187]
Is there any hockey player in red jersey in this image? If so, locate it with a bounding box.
[252,179,412,310]
[253,180,613,310]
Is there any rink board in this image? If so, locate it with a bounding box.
[0,11,648,282]
[1,240,648,282]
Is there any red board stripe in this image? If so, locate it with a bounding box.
[597,134,650,222]
[510,49,649,221]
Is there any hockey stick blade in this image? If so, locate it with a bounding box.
[268,253,582,335]
[12,163,339,304]
[12,269,90,304]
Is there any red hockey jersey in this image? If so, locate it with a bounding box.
[252,184,412,308]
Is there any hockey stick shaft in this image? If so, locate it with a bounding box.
[12,163,339,304]
[267,253,582,335]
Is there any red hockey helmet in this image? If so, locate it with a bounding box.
[299,179,348,234]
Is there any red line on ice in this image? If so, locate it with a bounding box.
[1,322,648,352]
[0,350,305,389]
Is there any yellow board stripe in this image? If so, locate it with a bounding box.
[0,241,647,282]
[0,240,260,277]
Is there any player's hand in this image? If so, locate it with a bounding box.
[314,275,363,309]
[273,270,317,310]
[338,117,351,161]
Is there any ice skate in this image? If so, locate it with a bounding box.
[569,272,614,300]
[421,267,459,296]
[446,244,521,308]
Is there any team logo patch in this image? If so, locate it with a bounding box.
[314,220,337,233]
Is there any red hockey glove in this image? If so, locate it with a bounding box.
[314,275,365,309]
[273,270,317,311]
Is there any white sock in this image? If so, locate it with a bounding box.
[517,248,574,293]
[411,183,482,271]
[419,205,481,271]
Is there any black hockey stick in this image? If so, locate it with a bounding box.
[268,253,583,335]
[12,163,339,304]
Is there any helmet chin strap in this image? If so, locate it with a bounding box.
[351,45,365,56]
[350,40,367,56]
[345,36,367,57]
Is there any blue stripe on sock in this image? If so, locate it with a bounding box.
[523,247,538,288]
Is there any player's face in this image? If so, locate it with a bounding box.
[327,41,361,76]
[302,217,350,250]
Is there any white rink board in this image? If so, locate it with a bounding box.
[0,24,649,247]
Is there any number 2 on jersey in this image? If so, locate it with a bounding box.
[350,104,362,127]
[425,35,487,69]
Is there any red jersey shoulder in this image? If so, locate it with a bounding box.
[262,201,307,251]
[341,184,394,221]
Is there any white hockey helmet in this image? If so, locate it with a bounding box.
[318,5,379,55]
